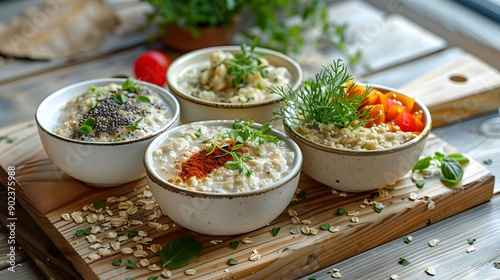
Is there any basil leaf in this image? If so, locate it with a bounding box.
[445,153,469,165]
[271,227,281,236]
[122,77,141,91]
[227,258,238,265]
[412,156,432,172]
[440,158,463,183]
[147,277,159,280]
[160,236,202,268]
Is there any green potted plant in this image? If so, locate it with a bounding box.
[142,0,330,54]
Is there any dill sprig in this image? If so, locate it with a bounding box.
[203,119,278,176]
[272,59,373,130]
[221,43,268,88]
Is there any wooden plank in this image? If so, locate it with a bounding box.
[0,121,494,279]
[400,53,500,127]
[303,194,500,280]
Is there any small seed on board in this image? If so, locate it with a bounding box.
[390,274,398,280]
[184,269,197,275]
[428,238,440,247]
[466,246,476,253]
[162,270,173,278]
[331,271,342,278]
[241,237,253,244]
[139,258,150,267]
[350,217,360,223]
[425,267,436,276]
[408,192,418,201]
[329,226,340,233]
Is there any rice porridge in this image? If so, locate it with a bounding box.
[178,49,291,103]
[152,124,295,193]
[54,79,171,142]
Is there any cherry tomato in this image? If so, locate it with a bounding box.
[133,50,172,86]
[394,111,417,132]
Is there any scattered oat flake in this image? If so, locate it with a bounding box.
[241,237,253,244]
[162,270,173,278]
[350,217,360,223]
[425,267,436,276]
[339,192,347,197]
[347,210,359,216]
[428,238,440,247]
[288,209,297,216]
[249,249,261,261]
[290,225,301,235]
[61,213,71,221]
[427,199,436,210]
[210,240,223,245]
[148,264,161,271]
[329,225,340,233]
[331,271,342,278]
[390,274,398,280]
[184,269,197,275]
[466,246,476,253]
[408,192,418,201]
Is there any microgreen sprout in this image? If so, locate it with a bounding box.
[122,77,142,92]
[126,118,143,131]
[221,43,268,88]
[79,117,95,135]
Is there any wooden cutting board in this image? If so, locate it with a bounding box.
[0,121,494,279]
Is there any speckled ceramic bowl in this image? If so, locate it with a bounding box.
[36,78,180,187]
[166,45,303,126]
[283,85,432,192]
[144,120,303,236]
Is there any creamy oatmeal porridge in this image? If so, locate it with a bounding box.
[54,78,171,142]
[151,122,295,193]
[178,48,291,103]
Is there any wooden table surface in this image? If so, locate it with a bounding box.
[0,0,499,279]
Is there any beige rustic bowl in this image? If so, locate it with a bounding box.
[166,45,303,126]
[283,85,432,192]
[36,78,180,187]
[144,120,303,236]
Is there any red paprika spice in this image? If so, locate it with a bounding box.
[179,141,244,181]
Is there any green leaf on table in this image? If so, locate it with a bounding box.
[160,236,202,268]
[440,158,464,184]
[229,241,239,249]
[111,258,122,266]
[445,153,469,165]
[227,258,238,265]
[271,227,281,237]
[412,156,432,172]
[125,259,137,269]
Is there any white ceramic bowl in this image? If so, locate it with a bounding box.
[167,45,303,125]
[283,85,432,193]
[144,120,303,236]
[35,78,180,187]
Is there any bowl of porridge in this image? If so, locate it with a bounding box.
[166,44,303,126]
[144,119,303,235]
[275,61,431,192]
[35,78,180,187]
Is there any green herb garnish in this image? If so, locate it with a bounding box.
[147,276,158,280]
[467,238,476,245]
[398,257,410,266]
[136,96,151,103]
[111,258,122,266]
[114,93,129,104]
[160,236,202,268]
[227,258,239,265]
[416,180,425,188]
[126,118,143,131]
[412,152,469,184]
[125,259,137,269]
[320,224,331,230]
[271,227,281,237]
[296,189,307,199]
[128,230,138,237]
[205,119,278,177]
[273,59,373,129]
[122,77,142,92]
[75,227,92,237]
[93,201,105,210]
[370,192,379,200]
[373,205,384,213]
[79,117,95,135]
[229,241,239,249]
[403,236,412,244]
[222,43,268,88]
[336,208,346,216]
[483,159,492,165]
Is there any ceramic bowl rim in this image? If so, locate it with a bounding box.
[144,120,303,199]
[35,78,180,146]
[283,83,432,156]
[166,45,304,108]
